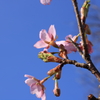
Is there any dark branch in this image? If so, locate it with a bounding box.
[71,0,88,57]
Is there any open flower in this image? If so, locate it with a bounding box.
[34,25,58,50]
[56,35,77,54]
[24,74,46,100]
[40,0,52,5]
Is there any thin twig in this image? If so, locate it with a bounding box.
[68,37,83,55]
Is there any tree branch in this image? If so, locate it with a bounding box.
[71,0,88,57]
[71,0,100,81]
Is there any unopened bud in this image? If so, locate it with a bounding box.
[53,80,60,97]
[80,0,90,22]
[47,64,63,76]
[53,88,60,97]
[80,7,86,21]
[38,51,62,63]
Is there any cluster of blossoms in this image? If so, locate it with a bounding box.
[24,0,93,100]
[25,25,93,100]
[34,24,93,54]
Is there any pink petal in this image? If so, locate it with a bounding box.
[56,41,77,54]
[64,43,77,54]
[65,35,73,42]
[48,25,56,39]
[56,41,66,46]
[30,84,39,94]
[40,0,52,5]
[25,78,37,86]
[24,74,34,78]
[34,40,48,48]
[41,93,46,100]
[36,89,44,98]
[40,30,51,42]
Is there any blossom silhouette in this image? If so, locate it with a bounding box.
[56,35,77,54]
[34,25,58,50]
[24,74,46,100]
[40,0,52,5]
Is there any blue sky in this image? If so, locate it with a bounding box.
[0,0,100,100]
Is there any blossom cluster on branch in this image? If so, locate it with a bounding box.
[24,0,100,100]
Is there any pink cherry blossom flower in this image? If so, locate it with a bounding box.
[56,35,77,54]
[34,25,58,49]
[24,74,46,100]
[40,0,52,5]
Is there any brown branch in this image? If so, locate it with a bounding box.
[68,37,83,55]
[45,54,100,81]
[71,0,88,57]
[47,55,89,69]
[71,0,100,81]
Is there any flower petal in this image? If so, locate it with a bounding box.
[65,35,72,42]
[40,30,51,42]
[56,40,77,54]
[36,89,44,98]
[56,41,66,46]
[48,25,56,39]
[24,74,34,78]
[40,0,52,5]
[25,78,37,86]
[30,84,39,94]
[34,40,48,48]
[64,43,77,54]
[41,93,46,100]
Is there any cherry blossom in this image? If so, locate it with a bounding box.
[34,25,58,49]
[56,35,77,54]
[24,74,46,100]
[40,0,52,5]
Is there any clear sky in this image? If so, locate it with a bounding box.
[0,0,100,100]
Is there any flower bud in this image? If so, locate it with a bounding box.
[53,80,60,97]
[47,64,63,76]
[38,52,61,62]
[80,0,90,22]
[53,88,60,97]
